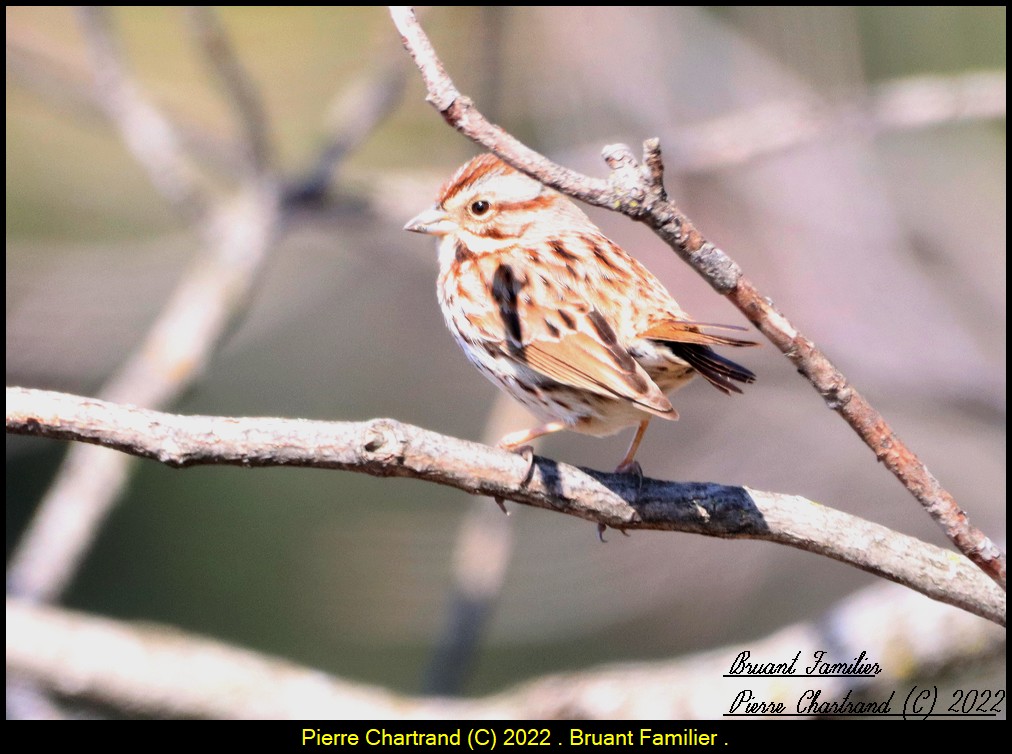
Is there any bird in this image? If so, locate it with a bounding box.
[404,153,755,479]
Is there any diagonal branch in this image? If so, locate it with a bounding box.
[185,7,273,175]
[5,186,281,603]
[387,6,1005,590]
[6,9,284,604]
[6,387,1005,626]
[8,10,413,605]
[77,6,209,220]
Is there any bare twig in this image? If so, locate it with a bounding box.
[7,579,1003,719]
[77,7,208,219]
[185,7,273,175]
[387,6,1006,589]
[6,387,1005,625]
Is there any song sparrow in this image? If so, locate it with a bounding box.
[405,154,755,475]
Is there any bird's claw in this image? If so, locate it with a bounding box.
[493,495,511,516]
[615,459,644,498]
[515,444,536,484]
[498,442,536,485]
[615,459,643,478]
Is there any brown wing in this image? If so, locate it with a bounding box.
[489,263,677,420]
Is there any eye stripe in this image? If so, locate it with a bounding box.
[497,195,555,213]
[473,225,509,239]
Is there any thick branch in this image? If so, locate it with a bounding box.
[7,579,1004,719]
[6,388,1005,626]
[387,6,1005,590]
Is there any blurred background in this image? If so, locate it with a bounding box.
[6,6,1005,713]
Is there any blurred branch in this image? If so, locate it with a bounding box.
[5,25,240,176]
[871,70,1006,130]
[8,8,412,605]
[77,7,209,220]
[283,43,408,205]
[8,12,408,194]
[424,396,520,695]
[669,70,1007,174]
[11,19,1003,187]
[185,7,273,175]
[7,29,108,120]
[6,387,1006,626]
[8,8,410,607]
[388,6,1006,590]
[6,8,284,604]
[7,578,1004,719]
[6,597,424,720]
[6,187,281,602]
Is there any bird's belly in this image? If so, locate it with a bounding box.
[455,333,698,438]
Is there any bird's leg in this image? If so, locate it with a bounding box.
[498,421,567,483]
[615,419,650,477]
[598,420,651,540]
[493,421,568,515]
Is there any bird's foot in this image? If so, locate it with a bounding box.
[497,442,536,485]
[615,459,644,500]
[491,443,537,516]
[596,522,631,543]
[615,459,643,478]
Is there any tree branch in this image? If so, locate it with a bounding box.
[666,70,1007,174]
[6,9,285,603]
[283,27,408,206]
[185,7,273,176]
[6,24,240,177]
[387,6,1005,590]
[6,387,1005,626]
[77,6,209,220]
[7,578,1004,719]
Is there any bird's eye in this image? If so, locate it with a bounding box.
[469,199,491,217]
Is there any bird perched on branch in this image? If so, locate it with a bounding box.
[405,153,755,478]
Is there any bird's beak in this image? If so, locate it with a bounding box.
[404,206,454,236]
